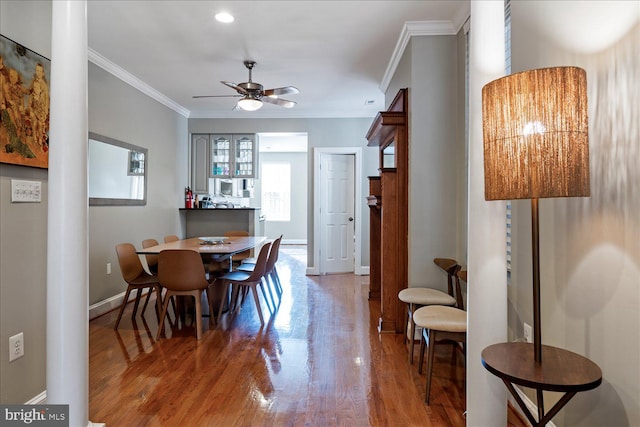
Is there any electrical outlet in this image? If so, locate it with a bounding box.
[9,332,24,362]
[106,262,111,275]
[523,323,532,343]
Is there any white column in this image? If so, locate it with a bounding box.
[47,2,89,427]
[466,1,508,425]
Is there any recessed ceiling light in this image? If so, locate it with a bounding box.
[215,12,234,23]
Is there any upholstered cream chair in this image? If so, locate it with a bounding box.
[414,269,467,403]
[397,258,460,363]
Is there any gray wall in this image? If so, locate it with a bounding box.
[509,2,639,425]
[0,0,52,405]
[189,118,377,268]
[0,0,188,404]
[88,62,188,304]
[255,151,308,242]
[385,35,464,292]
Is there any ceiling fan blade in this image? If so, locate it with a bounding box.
[262,96,296,108]
[192,94,242,98]
[263,86,300,96]
[221,80,248,94]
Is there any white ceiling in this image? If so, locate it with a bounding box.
[87,1,469,119]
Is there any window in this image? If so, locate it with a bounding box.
[505,0,513,283]
[261,163,291,221]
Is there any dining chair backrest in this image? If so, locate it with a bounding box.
[455,270,467,311]
[265,235,282,273]
[115,243,146,283]
[244,241,272,282]
[163,235,179,243]
[141,238,160,274]
[433,258,462,304]
[158,250,209,292]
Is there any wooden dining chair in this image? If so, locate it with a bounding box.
[114,243,163,330]
[141,238,177,320]
[156,249,215,340]
[215,241,272,326]
[237,235,283,305]
[414,269,468,403]
[397,258,460,364]
[163,234,179,243]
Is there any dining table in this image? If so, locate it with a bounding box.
[137,235,266,266]
[137,235,267,317]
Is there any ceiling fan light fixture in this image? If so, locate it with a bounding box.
[237,97,263,111]
[215,12,234,23]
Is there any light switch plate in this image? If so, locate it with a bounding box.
[11,179,42,202]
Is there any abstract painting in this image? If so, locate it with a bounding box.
[0,34,51,169]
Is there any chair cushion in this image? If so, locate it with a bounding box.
[398,287,456,306]
[413,305,467,333]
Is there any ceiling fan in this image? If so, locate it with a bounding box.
[193,60,299,111]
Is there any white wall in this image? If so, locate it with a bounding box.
[510,2,639,425]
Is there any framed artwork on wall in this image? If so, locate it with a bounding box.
[0,34,51,169]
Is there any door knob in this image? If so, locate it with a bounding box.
[348,217,354,222]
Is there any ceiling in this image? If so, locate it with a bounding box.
[87,1,469,119]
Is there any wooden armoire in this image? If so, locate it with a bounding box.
[366,89,408,334]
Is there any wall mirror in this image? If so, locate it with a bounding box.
[89,132,147,206]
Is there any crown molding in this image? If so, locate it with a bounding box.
[380,20,458,93]
[88,48,190,118]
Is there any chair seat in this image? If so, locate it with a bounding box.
[219,270,251,282]
[129,273,161,286]
[398,287,456,306]
[413,305,466,333]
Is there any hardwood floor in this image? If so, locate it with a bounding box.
[89,245,526,426]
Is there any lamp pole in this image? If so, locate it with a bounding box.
[531,198,542,363]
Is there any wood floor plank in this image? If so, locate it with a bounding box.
[89,245,526,426]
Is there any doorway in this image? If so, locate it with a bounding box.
[312,147,363,275]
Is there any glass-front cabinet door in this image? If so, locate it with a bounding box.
[233,134,255,177]
[211,135,232,177]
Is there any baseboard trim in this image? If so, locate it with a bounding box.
[281,239,307,245]
[89,291,127,320]
[25,390,47,404]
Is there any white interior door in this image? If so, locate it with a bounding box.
[320,153,355,273]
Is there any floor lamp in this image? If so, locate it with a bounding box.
[479,67,602,426]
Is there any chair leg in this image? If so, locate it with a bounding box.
[259,278,274,313]
[251,285,265,325]
[141,289,153,316]
[409,304,417,364]
[131,288,143,319]
[114,288,133,330]
[263,276,277,309]
[272,267,282,295]
[156,291,172,340]
[425,329,436,404]
[217,281,230,324]
[154,285,163,321]
[418,328,427,375]
[194,291,203,340]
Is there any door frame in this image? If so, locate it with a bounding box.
[309,147,363,276]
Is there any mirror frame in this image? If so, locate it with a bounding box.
[89,132,148,206]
